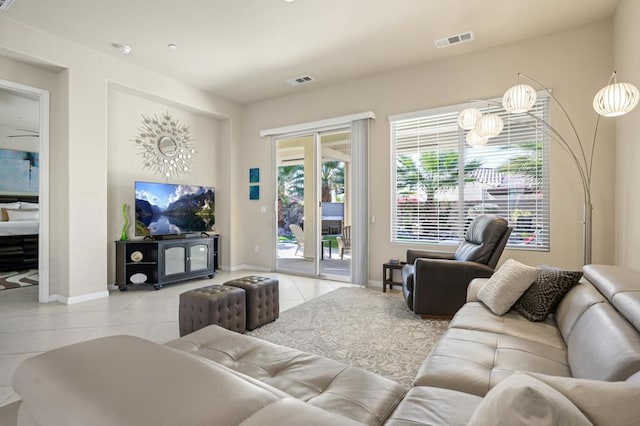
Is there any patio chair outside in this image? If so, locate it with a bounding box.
[337,225,351,259]
[289,224,305,256]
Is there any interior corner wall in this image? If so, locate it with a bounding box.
[216,117,238,270]
[241,19,615,281]
[106,87,222,284]
[613,0,640,271]
[0,16,241,300]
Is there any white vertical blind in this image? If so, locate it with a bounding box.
[389,96,550,250]
[351,118,369,285]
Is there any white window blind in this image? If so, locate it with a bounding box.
[390,96,550,250]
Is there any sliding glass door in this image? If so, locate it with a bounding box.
[274,129,352,280]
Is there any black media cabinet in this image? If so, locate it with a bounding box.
[114,235,219,290]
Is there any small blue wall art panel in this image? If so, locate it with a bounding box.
[249,185,260,200]
[249,167,260,183]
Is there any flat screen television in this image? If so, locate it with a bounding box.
[135,181,215,237]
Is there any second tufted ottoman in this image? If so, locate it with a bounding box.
[179,285,246,336]
[224,276,279,330]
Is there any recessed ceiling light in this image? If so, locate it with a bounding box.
[285,0,295,2]
[111,43,131,55]
[168,43,179,50]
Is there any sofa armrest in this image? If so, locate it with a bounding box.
[407,249,455,265]
[412,259,494,317]
[466,278,491,302]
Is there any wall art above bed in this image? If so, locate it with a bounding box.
[0,149,39,194]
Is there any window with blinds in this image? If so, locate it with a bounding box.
[390,96,550,250]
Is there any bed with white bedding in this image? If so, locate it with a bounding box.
[0,220,39,236]
[0,195,39,271]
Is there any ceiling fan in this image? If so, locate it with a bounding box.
[8,129,39,138]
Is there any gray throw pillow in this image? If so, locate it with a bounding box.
[513,268,583,321]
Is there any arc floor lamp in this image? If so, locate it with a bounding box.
[457,72,639,265]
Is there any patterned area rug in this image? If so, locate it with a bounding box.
[0,270,39,290]
[247,287,449,388]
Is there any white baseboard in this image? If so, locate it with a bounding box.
[368,280,383,289]
[50,290,109,305]
[224,264,271,272]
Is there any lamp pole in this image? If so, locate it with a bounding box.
[516,73,597,265]
[472,74,597,265]
[466,72,637,265]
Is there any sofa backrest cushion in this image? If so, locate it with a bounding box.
[566,302,640,381]
[556,265,640,382]
[555,282,606,340]
[583,265,640,331]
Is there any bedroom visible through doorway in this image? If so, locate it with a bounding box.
[0,81,49,301]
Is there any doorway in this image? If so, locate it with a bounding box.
[275,129,352,281]
[0,79,50,303]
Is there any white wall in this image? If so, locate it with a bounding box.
[614,0,640,271]
[106,87,222,284]
[0,126,39,152]
[0,13,626,295]
[0,17,241,300]
[241,20,616,282]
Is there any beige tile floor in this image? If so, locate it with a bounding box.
[0,269,357,407]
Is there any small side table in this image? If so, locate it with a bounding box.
[383,262,406,293]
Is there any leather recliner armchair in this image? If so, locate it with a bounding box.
[401,214,512,318]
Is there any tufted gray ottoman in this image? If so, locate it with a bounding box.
[179,285,246,336]
[224,276,279,330]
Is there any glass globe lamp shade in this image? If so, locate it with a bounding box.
[457,108,482,130]
[503,84,537,113]
[466,130,488,147]
[475,113,504,137]
[593,82,640,117]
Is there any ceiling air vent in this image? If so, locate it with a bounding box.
[435,31,474,49]
[0,0,16,11]
[287,75,315,87]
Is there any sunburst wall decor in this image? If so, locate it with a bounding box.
[133,112,196,179]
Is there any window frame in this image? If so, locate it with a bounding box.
[389,94,550,251]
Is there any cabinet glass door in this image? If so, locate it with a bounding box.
[164,246,186,276]
[190,243,209,272]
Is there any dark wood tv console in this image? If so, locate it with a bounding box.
[114,235,219,291]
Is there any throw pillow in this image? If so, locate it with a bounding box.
[477,259,539,315]
[513,268,583,321]
[0,202,21,221]
[468,372,592,426]
[528,373,640,426]
[6,209,39,221]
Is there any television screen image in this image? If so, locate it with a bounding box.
[135,181,215,236]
